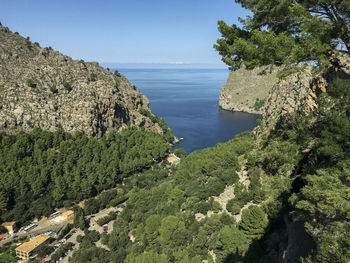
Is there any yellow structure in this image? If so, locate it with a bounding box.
[51,210,74,224]
[15,234,50,260]
[1,221,16,234]
[61,210,74,220]
[167,153,181,165]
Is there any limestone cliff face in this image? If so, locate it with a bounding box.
[0,25,162,137]
[219,66,280,114]
[257,53,350,262]
[259,52,350,134]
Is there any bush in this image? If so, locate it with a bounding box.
[63,81,72,92]
[253,98,265,111]
[89,73,97,82]
[26,79,36,88]
[0,225,7,234]
[114,70,121,77]
[51,242,74,261]
[327,77,350,98]
[58,223,73,240]
[174,148,187,158]
[239,205,268,239]
[36,245,54,257]
[50,85,58,94]
[97,211,118,226]
[226,199,241,215]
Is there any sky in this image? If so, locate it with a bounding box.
[0,0,248,66]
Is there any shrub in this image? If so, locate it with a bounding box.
[26,79,36,88]
[226,199,241,215]
[174,148,187,158]
[114,70,121,77]
[253,98,265,111]
[51,242,74,261]
[58,223,73,240]
[50,85,58,94]
[327,77,350,98]
[63,81,72,92]
[36,245,54,257]
[89,73,97,82]
[97,211,118,226]
[0,225,7,234]
[239,205,268,239]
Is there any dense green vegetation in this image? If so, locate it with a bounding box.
[26,78,36,88]
[0,127,170,223]
[213,2,350,259]
[51,242,74,262]
[253,98,265,111]
[69,132,262,263]
[97,211,118,226]
[63,81,72,92]
[139,109,174,142]
[89,73,97,82]
[215,0,349,70]
[67,77,350,263]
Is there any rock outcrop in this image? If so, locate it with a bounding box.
[256,53,350,262]
[219,66,280,114]
[0,25,162,137]
[260,52,350,134]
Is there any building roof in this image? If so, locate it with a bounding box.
[1,221,16,227]
[167,154,181,165]
[61,210,74,218]
[15,235,50,253]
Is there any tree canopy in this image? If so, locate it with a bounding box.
[214,0,350,70]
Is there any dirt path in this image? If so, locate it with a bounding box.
[194,165,251,223]
[213,184,235,213]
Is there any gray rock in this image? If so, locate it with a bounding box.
[0,25,163,137]
[258,52,350,135]
[219,66,280,114]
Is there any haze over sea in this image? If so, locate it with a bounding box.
[115,66,261,153]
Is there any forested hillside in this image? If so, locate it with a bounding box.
[0,128,170,223]
[67,1,350,262]
[68,76,350,263]
[0,1,349,262]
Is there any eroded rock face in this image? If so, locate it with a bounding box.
[0,25,162,136]
[256,54,350,262]
[260,52,350,133]
[219,66,280,114]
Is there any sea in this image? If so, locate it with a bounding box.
[116,68,261,154]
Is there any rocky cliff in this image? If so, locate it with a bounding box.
[219,66,279,114]
[260,52,350,135]
[0,25,163,137]
[256,52,350,262]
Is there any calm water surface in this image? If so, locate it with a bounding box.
[118,68,261,153]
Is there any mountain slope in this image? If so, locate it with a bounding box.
[219,66,279,114]
[67,53,350,263]
[0,25,162,137]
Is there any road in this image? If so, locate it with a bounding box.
[45,229,83,263]
[0,218,69,246]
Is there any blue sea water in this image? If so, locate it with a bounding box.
[118,68,261,153]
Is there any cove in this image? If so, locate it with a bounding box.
[117,68,261,153]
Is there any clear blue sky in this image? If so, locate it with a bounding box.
[1,0,248,66]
